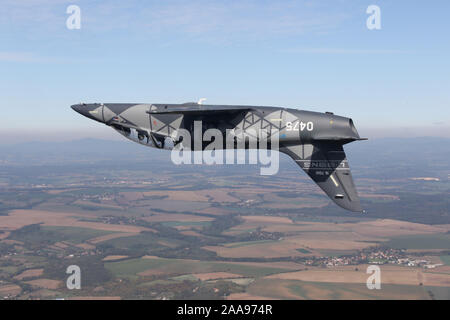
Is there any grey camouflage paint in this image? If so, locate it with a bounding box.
[71,102,366,212]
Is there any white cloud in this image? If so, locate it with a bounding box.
[280,48,408,54]
[0,51,94,63]
[139,0,349,41]
[0,51,36,62]
[1,0,351,42]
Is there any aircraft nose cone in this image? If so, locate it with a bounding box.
[71,103,104,123]
[71,104,84,114]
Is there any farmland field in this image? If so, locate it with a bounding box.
[386,234,450,250]
[0,137,449,299]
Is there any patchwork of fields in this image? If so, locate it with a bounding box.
[0,159,449,300]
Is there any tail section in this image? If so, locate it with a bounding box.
[281,142,362,212]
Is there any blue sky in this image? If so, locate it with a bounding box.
[1,0,449,142]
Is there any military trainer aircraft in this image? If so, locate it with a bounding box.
[71,101,366,212]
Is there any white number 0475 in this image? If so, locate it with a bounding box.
[286,121,313,132]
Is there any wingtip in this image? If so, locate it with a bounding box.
[333,197,363,213]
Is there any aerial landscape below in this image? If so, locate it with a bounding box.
[0,137,449,299]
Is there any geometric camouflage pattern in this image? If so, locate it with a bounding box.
[72,102,366,212]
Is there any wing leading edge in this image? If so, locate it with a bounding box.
[147,104,255,115]
[280,142,362,212]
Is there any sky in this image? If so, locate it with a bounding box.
[1,0,449,143]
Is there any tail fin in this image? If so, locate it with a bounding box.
[280,142,362,212]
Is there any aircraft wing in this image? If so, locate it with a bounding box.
[280,142,363,212]
[147,104,255,115]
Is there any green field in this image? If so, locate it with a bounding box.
[319,249,360,257]
[102,232,180,250]
[246,278,437,300]
[41,226,116,243]
[142,199,210,212]
[0,266,20,275]
[105,257,293,278]
[385,234,450,249]
[440,255,450,266]
[287,281,444,300]
[161,221,211,227]
[8,225,116,245]
[225,240,278,248]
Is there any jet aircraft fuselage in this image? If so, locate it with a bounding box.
[71,102,366,212]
